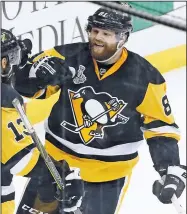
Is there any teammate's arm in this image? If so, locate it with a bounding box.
[136,67,186,204]
[2,85,83,213]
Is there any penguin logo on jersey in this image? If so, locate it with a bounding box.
[61,86,129,144]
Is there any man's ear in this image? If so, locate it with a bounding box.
[116,33,128,49]
[1,57,8,70]
[117,36,127,49]
[121,32,128,42]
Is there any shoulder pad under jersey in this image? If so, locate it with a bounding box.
[54,42,89,57]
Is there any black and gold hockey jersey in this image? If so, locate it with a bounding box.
[1,83,40,213]
[15,42,180,182]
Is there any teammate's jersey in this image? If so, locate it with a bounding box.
[1,83,40,206]
[15,43,180,182]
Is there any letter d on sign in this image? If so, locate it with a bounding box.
[37,25,58,52]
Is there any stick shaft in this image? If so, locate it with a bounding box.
[171,194,186,214]
[12,98,64,190]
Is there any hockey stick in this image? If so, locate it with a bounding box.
[12,98,64,190]
[171,194,186,214]
[12,98,82,214]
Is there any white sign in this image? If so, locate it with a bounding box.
[2,1,100,54]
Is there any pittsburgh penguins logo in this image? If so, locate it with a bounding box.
[61,86,129,144]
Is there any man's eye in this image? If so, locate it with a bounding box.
[92,30,98,34]
[104,33,110,36]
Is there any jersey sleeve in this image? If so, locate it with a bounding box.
[25,89,60,125]
[136,66,180,172]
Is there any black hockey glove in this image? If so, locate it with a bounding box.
[29,56,76,88]
[153,165,186,204]
[27,157,84,213]
[53,160,84,213]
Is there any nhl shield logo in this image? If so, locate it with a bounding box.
[61,86,129,144]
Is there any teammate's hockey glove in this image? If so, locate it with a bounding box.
[153,165,186,204]
[29,56,76,88]
[18,39,32,67]
[54,160,84,212]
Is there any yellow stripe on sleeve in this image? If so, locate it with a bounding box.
[144,130,180,141]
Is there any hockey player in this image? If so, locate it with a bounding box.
[1,29,83,214]
[14,3,186,214]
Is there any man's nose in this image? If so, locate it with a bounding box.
[95,32,104,41]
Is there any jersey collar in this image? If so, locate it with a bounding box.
[93,48,128,81]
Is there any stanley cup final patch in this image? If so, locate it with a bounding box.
[73,65,87,84]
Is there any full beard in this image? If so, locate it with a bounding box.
[89,40,117,61]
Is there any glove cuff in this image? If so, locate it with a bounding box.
[167,165,186,183]
[155,164,185,177]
